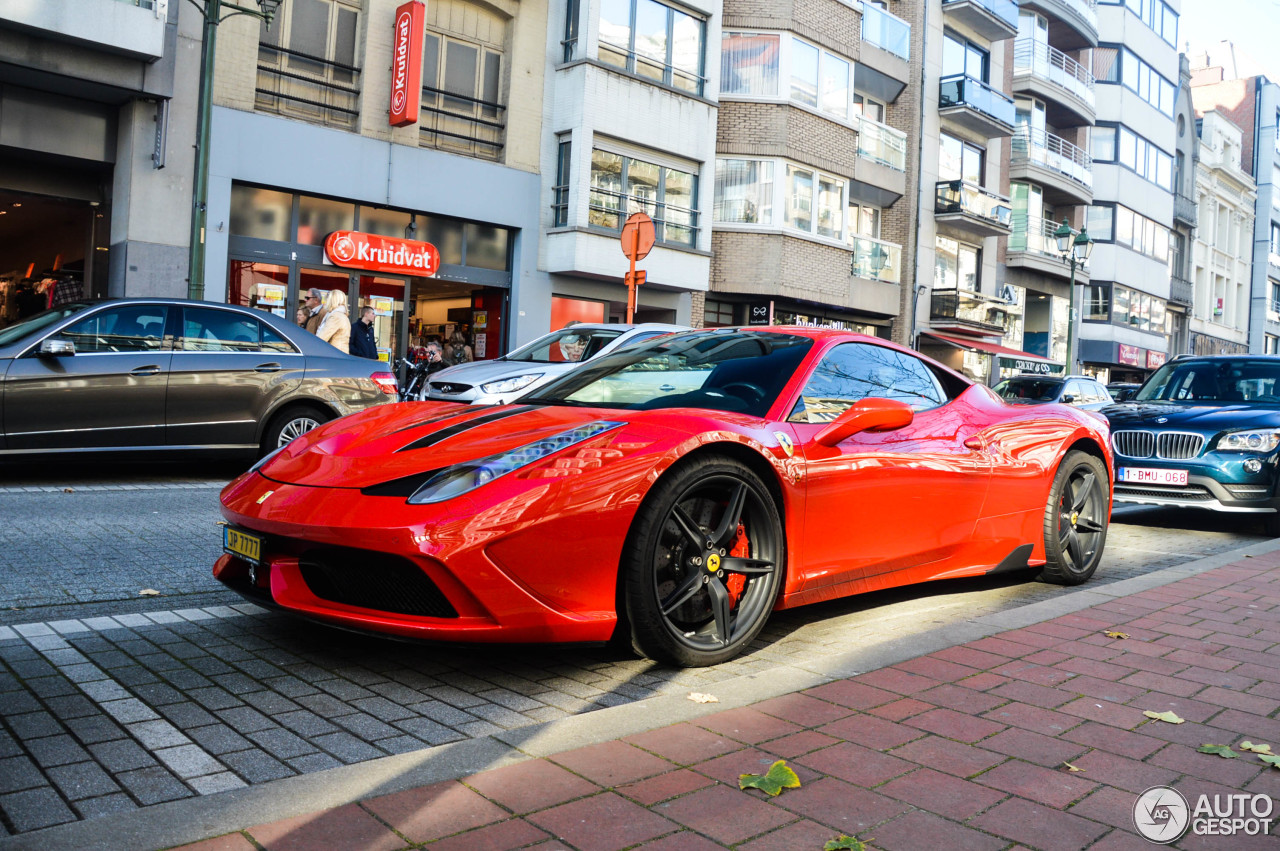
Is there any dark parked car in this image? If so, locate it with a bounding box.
[0,299,397,457]
[1104,355,1280,535]
[991,374,1113,411]
[1107,382,1142,402]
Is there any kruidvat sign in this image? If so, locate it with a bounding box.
[389,1,425,127]
[325,231,440,277]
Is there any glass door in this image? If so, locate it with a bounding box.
[356,275,407,364]
[298,267,351,337]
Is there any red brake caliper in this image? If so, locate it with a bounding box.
[726,523,749,608]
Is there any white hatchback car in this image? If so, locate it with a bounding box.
[423,323,688,404]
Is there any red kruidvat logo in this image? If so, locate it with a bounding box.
[329,234,357,264]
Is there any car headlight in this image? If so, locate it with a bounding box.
[1219,429,1280,453]
[478,373,543,395]
[407,421,624,504]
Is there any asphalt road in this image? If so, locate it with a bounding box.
[0,460,1270,835]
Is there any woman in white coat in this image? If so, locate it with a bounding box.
[316,289,352,353]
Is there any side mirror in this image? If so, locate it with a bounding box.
[39,339,75,357]
[814,398,914,447]
[1060,394,1076,405]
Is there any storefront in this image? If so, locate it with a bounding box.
[702,296,889,336]
[1079,340,1167,384]
[225,184,512,366]
[919,331,1062,385]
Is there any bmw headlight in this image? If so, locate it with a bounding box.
[407,421,624,504]
[1219,429,1280,453]
[480,373,543,395]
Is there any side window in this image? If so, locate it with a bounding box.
[55,305,167,354]
[180,307,262,353]
[788,342,947,423]
[262,323,298,354]
[1062,379,1084,402]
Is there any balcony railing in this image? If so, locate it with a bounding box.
[1169,274,1193,306]
[598,39,706,96]
[858,116,907,171]
[256,45,360,131]
[1013,39,1095,110]
[1174,191,1197,226]
[1008,215,1070,260]
[930,287,1012,332]
[861,3,911,61]
[942,0,1020,30]
[939,74,1016,127]
[849,236,902,283]
[588,186,699,247]
[1051,0,1098,32]
[417,85,505,162]
[935,180,1012,226]
[1011,126,1092,190]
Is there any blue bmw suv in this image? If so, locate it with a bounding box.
[1105,355,1280,535]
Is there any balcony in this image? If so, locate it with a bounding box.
[1010,127,1093,205]
[256,46,361,132]
[0,0,167,60]
[934,180,1013,239]
[1174,192,1197,227]
[1018,0,1098,49]
[1006,215,1088,281]
[930,288,1013,335]
[941,0,1019,42]
[857,117,906,172]
[857,4,910,102]
[1169,274,1193,307]
[849,236,902,284]
[851,116,908,205]
[939,74,1015,139]
[1012,40,1095,126]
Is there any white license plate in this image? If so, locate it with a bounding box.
[1119,467,1188,486]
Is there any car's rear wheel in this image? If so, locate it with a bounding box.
[261,405,331,455]
[623,456,784,667]
[1039,450,1109,584]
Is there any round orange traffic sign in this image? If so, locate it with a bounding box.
[620,212,656,261]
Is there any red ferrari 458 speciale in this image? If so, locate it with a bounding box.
[215,327,1113,666]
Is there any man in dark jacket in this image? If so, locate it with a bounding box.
[349,306,379,359]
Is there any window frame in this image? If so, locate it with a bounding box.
[588,145,700,247]
[598,0,707,96]
[713,156,848,244]
[1097,44,1176,117]
[720,30,859,124]
[1087,203,1170,263]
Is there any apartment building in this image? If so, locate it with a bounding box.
[1190,55,1280,354]
[706,0,915,336]
[0,0,182,305]
[1186,110,1255,355]
[1076,0,1179,383]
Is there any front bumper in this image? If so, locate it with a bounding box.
[1113,471,1278,514]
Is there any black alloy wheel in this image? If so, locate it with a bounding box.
[1039,450,1109,584]
[623,456,784,667]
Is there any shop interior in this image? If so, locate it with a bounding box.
[0,189,107,326]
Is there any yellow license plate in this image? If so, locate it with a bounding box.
[224,527,263,565]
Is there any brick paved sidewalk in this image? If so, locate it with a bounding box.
[162,551,1280,851]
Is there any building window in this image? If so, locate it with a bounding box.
[786,165,844,238]
[934,236,979,290]
[1097,44,1175,117]
[714,159,774,225]
[703,299,736,327]
[563,0,580,62]
[721,32,854,121]
[600,0,706,95]
[589,147,699,246]
[1099,0,1178,47]
[1093,125,1173,191]
[256,0,361,129]
[1085,284,1111,321]
[942,32,988,83]
[1090,204,1170,263]
[713,157,847,242]
[938,133,984,185]
[1112,283,1168,334]
[552,138,571,228]
[1267,335,1280,355]
[419,1,508,161]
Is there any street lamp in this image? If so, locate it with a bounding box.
[1054,217,1093,374]
[187,0,285,301]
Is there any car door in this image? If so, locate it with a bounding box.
[788,342,993,593]
[166,306,304,448]
[3,303,173,449]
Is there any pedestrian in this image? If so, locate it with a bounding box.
[295,307,308,327]
[349,306,378,359]
[445,329,473,365]
[49,275,81,308]
[303,288,327,334]
[316,289,351,352]
[423,340,447,374]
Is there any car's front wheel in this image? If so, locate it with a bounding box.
[261,405,331,455]
[1039,450,1109,584]
[622,456,784,667]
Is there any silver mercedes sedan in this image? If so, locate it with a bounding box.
[0,299,397,457]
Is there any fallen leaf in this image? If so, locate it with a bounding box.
[138,589,161,597]
[687,692,719,704]
[1062,762,1086,772]
[1103,630,1129,639]
[1143,710,1185,724]
[1240,741,1274,755]
[739,759,801,797]
[215,520,228,527]
[1197,744,1239,758]
[1258,754,1280,768]
[824,837,866,851]
[62,488,74,493]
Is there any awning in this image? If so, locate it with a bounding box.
[920,332,1063,374]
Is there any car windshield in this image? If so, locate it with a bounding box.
[992,378,1063,402]
[503,328,624,364]
[522,330,814,417]
[0,302,94,347]
[1136,360,1280,404]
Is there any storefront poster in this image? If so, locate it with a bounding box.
[474,333,486,358]
[370,296,393,317]
[256,283,286,307]
[473,311,488,329]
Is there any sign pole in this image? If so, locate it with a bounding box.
[627,227,639,323]
[619,212,655,324]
